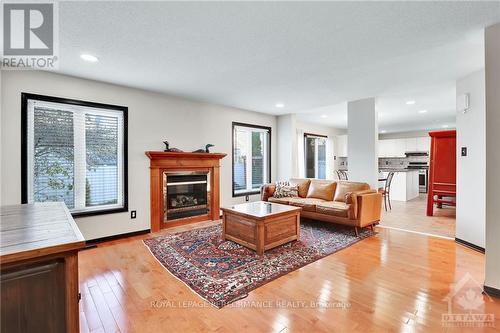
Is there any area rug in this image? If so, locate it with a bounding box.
[143,221,374,308]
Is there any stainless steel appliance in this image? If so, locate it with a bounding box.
[407,161,429,193]
[418,169,428,193]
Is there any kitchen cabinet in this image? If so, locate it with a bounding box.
[378,136,430,157]
[0,202,85,333]
[386,140,394,157]
[417,136,430,152]
[378,140,389,157]
[378,139,404,157]
[405,138,417,152]
[395,139,406,156]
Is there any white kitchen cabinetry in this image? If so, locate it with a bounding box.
[378,139,404,157]
[405,138,417,152]
[378,140,389,157]
[378,136,430,157]
[336,135,348,157]
[416,137,430,152]
[395,140,406,156]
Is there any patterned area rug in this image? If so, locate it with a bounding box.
[144,221,374,308]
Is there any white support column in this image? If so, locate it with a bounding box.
[456,70,486,249]
[347,98,378,188]
[485,23,500,292]
[276,114,297,181]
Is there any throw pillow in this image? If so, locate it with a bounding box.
[289,178,311,197]
[273,181,299,198]
[306,182,336,201]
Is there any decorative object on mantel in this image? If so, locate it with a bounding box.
[163,140,183,152]
[144,221,374,308]
[192,144,215,153]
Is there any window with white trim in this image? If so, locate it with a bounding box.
[232,123,271,196]
[22,94,127,216]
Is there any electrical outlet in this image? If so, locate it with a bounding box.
[461,147,467,157]
[131,210,137,219]
[245,195,250,202]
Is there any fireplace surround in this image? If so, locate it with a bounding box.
[164,172,209,220]
[146,151,226,231]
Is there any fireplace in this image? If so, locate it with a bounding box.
[146,151,226,231]
[164,172,210,221]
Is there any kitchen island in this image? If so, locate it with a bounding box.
[379,169,420,201]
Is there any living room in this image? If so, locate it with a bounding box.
[1,2,500,332]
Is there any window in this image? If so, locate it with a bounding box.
[232,122,271,197]
[22,93,128,216]
[304,134,327,179]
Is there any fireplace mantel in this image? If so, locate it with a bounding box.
[145,151,226,232]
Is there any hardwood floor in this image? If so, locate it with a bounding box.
[79,212,498,332]
[379,194,456,239]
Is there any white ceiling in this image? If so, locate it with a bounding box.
[297,84,458,133]
[55,1,500,132]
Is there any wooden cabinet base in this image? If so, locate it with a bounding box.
[0,203,85,333]
[1,252,80,333]
[222,208,301,256]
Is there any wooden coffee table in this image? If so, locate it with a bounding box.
[221,201,301,256]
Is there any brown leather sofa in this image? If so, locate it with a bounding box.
[261,178,382,235]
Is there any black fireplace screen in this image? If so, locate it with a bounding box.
[164,173,208,221]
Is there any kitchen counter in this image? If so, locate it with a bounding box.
[379,168,414,172]
[379,169,419,201]
[337,169,419,201]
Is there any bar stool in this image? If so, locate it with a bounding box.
[378,171,395,211]
[336,170,348,180]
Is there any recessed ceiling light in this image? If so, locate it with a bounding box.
[80,54,98,62]
[418,109,428,114]
[380,130,387,134]
[275,103,284,108]
[406,100,416,105]
[320,114,328,118]
[442,124,449,128]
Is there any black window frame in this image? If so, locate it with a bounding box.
[232,122,272,197]
[304,132,328,179]
[21,92,128,217]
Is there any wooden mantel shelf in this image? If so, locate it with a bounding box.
[145,151,227,232]
[146,151,227,160]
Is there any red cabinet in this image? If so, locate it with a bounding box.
[427,130,456,216]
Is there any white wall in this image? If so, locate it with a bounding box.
[485,23,500,291]
[456,69,486,248]
[296,121,347,137]
[347,98,378,188]
[276,114,297,181]
[296,121,347,173]
[1,71,276,240]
